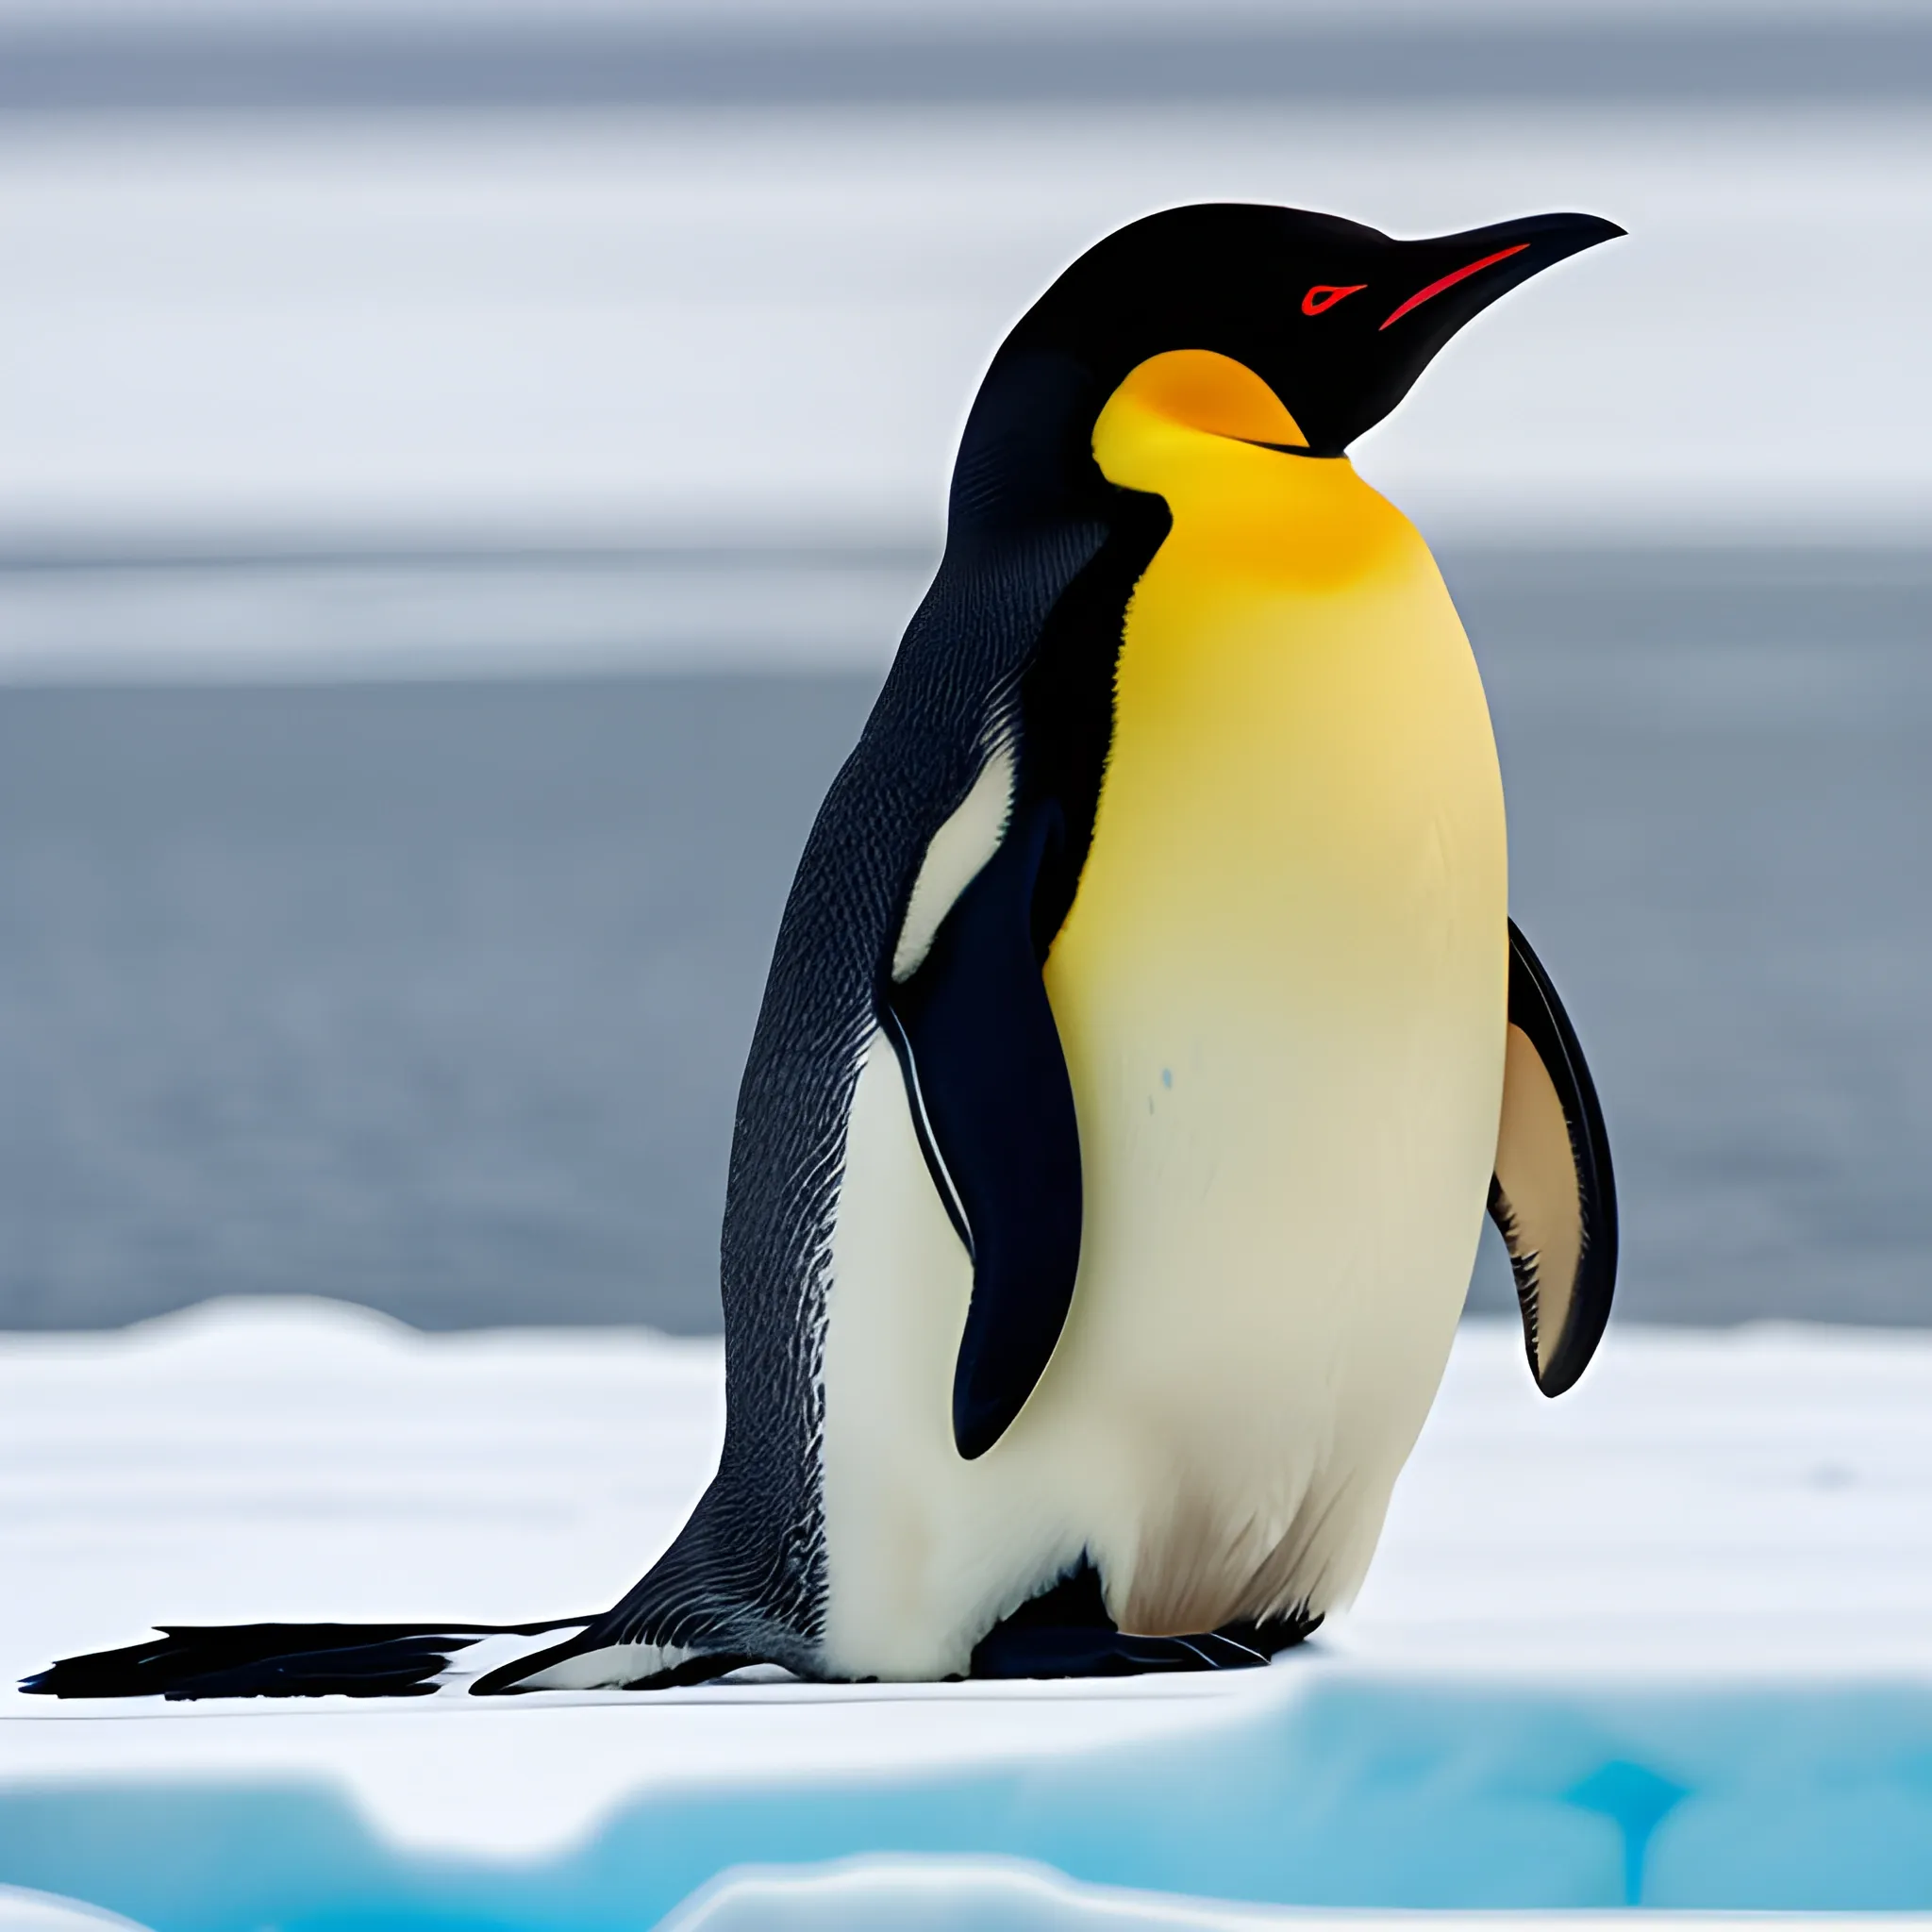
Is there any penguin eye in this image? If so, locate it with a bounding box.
[1379,242,1530,330]
[1301,284,1365,317]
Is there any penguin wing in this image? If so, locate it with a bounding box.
[886,788,1082,1461]
[1489,919,1618,1395]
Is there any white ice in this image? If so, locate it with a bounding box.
[4,1298,1932,1861]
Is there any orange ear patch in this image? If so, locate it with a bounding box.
[1108,349,1308,450]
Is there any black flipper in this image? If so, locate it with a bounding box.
[886,798,1083,1460]
[20,1617,588,1701]
[970,1560,1321,1679]
[1489,919,1618,1396]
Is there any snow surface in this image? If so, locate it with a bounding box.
[5,1297,1932,1866]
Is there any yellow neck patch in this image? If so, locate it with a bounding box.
[1100,348,1307,451]
[1092,351,1418,593]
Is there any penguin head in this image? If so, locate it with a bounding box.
[953,203,1622,525]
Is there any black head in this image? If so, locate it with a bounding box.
[951,203,1622,527]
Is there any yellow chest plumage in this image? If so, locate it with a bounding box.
[818,358,1511,1673]
[1027,371,1510,1632]
[1049,370,1507,1100]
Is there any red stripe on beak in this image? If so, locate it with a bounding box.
[1379,243,1530,331]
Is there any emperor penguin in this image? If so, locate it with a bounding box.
[28,204,1621,1701]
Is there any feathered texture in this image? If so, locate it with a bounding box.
[26,206,1622,1695]
[25,371,1140,1702]
[479,512,1121,1688]
[21,1620,584,1700]
[966,1560,1323,1679]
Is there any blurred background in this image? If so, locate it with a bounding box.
[1,0,1928,1335]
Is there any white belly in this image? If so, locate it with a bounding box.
[818,970,1496,1681]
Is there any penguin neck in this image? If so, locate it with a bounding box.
[1091,387,1424,591]
[944,348,1122,540]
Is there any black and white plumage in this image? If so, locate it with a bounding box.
[486,378,1160,1690]
[27,205,1623,1701]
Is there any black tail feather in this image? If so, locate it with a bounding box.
[21,1618,589,1700]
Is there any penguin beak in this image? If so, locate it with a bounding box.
[1309,210,1624,456]
[1381,211,1625,342]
